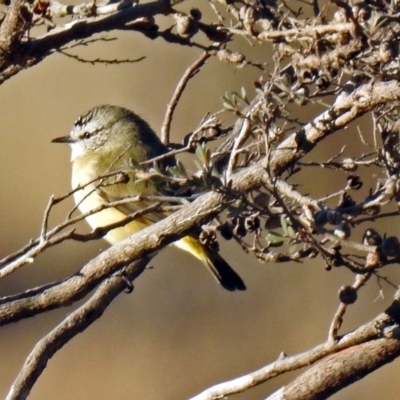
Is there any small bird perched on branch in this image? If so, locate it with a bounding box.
[52,105,245,291]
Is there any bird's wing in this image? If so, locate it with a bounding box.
[97,185,169,224]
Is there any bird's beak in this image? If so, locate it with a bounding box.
[51,135,74,144]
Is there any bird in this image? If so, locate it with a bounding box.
[52,105,246,291]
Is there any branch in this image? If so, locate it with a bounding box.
[58,50,146,65]
[0,0,26,55]
[161,50,211,144]
[5,257,150,400]
[0,0,171,83]
[273,338,400,399]
[190,304,398,400]
[257,22,354,41]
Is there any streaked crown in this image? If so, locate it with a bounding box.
[66,105,167,162]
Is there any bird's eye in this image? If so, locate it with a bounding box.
[82,132,91,140]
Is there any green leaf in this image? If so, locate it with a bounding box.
[167,166,180,177]
[287,225,296,239]
[280,215,288,235]
[204,146,211,164]
[221,95,235,111]
[241,87,249,104]
[195,143,206,163]
[265,231,284,247]
[266,231,284,247]
[176,159,188,178]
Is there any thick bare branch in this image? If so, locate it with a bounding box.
[0,0,171,83]
[190,305,399,400]
[0,0,27,54]
[5,257,149,400]
[278,338,400,399]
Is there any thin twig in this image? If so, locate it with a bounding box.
[226,118,251,180]
[0,199,165,278]
[328,273,372,340]
[161,50,211,144]
[59,51,145,65]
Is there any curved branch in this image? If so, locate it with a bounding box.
[277,337,400,399]
[0,0,171,83]
[5,257,149,400]
[190,306,399,400]
[161,50,211,144]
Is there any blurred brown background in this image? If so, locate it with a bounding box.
[0,5,399,400]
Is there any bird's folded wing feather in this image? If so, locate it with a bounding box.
[98,185,169,225]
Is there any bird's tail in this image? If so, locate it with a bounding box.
[174,236,246,291]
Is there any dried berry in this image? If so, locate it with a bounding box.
[219,223,233,240]
[380,236,400,257]
[339,285,357,304]
[347,175,362,190]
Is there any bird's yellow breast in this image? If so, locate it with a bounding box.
[71,154,151,245]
